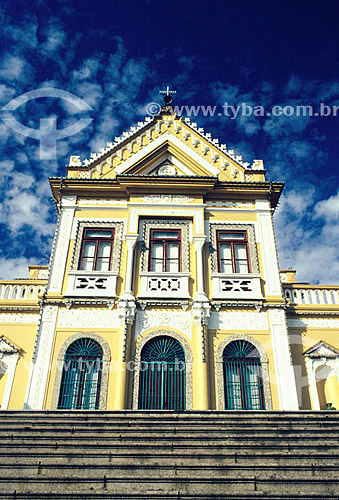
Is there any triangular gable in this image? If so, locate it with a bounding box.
[67,113,265,182]
[0,336,19,354]
[304,341,339,358]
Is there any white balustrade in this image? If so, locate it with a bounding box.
[0,283,45,300]
[65,271,118,297]
[139,272,190,299]
[211,274,263,300]
[284,287,339,305]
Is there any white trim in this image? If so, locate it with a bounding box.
[115,132,220,177]
[49,205,75,293]
[268,308,299,410]
[0,339,19,410]
[24,305,58,409]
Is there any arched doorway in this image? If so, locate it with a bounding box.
[223,339,265,410]
[57,338,103,410]
[138,336,186,410]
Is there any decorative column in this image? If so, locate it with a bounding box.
[115,234,138,409]
[192,236,210,410]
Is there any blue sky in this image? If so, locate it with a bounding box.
[0,0,338,283]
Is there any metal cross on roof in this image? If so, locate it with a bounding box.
[159,85,177,96]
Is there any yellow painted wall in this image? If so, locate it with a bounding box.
[1,323,38,409]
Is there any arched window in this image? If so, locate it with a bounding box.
[223,340,265,410]
[57,338,103,410]
[138,336,185,410]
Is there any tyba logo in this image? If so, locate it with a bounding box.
[1,88,93,160]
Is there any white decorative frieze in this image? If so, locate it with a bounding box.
[57,308,120,329]
[25,305,58,409]
[77,198,126,206]
[138,194,194,204]
[0,314,39,324]
[287,318,339,329]
[206,201,252,208]
[208,311,269,330]
[211,274,263,300]
[139,272,190,299]
[135,310,191,339]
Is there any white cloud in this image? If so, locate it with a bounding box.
[315,191,339,221]
[0,256,35,280]
[0,54,33,82]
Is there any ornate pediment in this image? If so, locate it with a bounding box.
[67,113,265,183]
[0,336,19,354]
[304,341,339,359]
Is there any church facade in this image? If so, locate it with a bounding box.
[1,105,339,412]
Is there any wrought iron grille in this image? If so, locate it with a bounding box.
[222,340,265,410]
[57,338,103,410]
[138,336,186,410]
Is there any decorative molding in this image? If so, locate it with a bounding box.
[215,334,272,411]
[209,223,259,274]
[135,310,192,340]
[287,318,339,328]
[206,201,252,208]
[208,310,268,330]
[132,329,193,410]
[0,313,40,324]
[140,219,190,273]
[48,207,75,292]
[0,337,19,354]
[50,332,111,410]
[257,212,282,296]
[57,309,120,329]
[25,305,58,409]
[77,198,126,206]
[138,194,194,204]
[70,220,124,272]
[304,341,339,359]
[129,207,203,234]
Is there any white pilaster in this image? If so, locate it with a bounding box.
[24,305,58,409]
[268,308,299,410]
[122,235,138,297]
[255,199,281,296]
[305,357,320,410]
[0,351,19,410]
[48,196,76,293]
[193,235,207,300]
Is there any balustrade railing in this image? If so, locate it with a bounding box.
[0,282,45,300]
[283,286,339,306]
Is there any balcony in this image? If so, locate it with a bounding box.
[139,272,190,299]
[211,273,263,300]
[65,271,118,297]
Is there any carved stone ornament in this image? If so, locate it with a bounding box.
[71,221,124,271]
[209,223,259,274]
[138,194,194,204]
[140,219,190,273]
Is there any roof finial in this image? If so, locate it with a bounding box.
[159,85,176,105]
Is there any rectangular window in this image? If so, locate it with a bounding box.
[149,230,181,272]
[217,231,250,273]
[79,228,114,271]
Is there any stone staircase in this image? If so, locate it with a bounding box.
[0,411,338,499]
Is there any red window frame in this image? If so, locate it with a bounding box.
[216,230,250,273]
[78,228,115,271]
[149,229,181,272]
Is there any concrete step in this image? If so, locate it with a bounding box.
[0,411,338,499]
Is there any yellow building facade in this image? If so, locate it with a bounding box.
[1,106,338,412]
